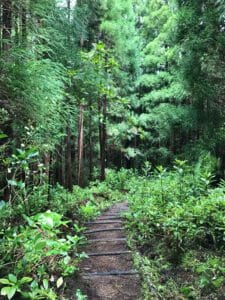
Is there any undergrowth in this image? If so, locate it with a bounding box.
[123,158,225,299]
[0,165,127,299]
[3,150,225,299]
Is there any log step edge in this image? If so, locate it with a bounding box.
[83,270,139,277]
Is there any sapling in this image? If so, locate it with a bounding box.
[173,159,187,202]
[156,165,167,203]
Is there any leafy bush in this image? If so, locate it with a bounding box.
[104,168,133,190]
[0,211,86,299]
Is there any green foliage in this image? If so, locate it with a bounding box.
[76,289,87,300]
[0,167,126,298]
[79,202,99,220]
[1,50,66,150]
[0,275,58,300]
[25,279,57,300]
[100,0,140,75]
[49,177,123,222]
[124,161,225,298]
[195,256,225,290]
[0,209,86,298]
[0,274,32,300]
[2,211,84,275]
[132,0,191,165]
[104,168,133,190]
[126,163,224,252]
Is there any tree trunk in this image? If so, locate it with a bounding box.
[2,0,12,50]
[14,2,19,44]
[77,104,84,187]
[98,96,107,181]
[67,0,71,22]
[44,152,52,203]
[22,4,27,44]
[61,140,66,187]
[88,99,93,180]
[66,127,72,190]
[44,153,51,182]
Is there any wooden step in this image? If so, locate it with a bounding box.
[83,270,139,277]
[106,211,127,214]
[88,238,127,243]
[87,251,131,257]
[84,228,123,234]
[101,214,121,217]
[97,216,122,220]
[86,220,122,225]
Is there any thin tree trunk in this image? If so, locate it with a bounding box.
[78,104,84,187]
[98,96,107,181]
[61,140,66,187]
[2,0,12,50]
[67,0,71,23]
[45,152,52,203]
[44,153,51,182]
[88,100,93,180]
[66,127,72,190]
[14,2,19,44]
[22,4,27,44]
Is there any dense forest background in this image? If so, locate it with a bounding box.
[2,0,225,299]
[2,0,225,195]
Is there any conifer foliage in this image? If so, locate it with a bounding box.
[1,0,225,195]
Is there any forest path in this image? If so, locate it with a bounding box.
[76,202,141,299]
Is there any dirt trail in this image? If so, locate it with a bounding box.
[77,202,141,299]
